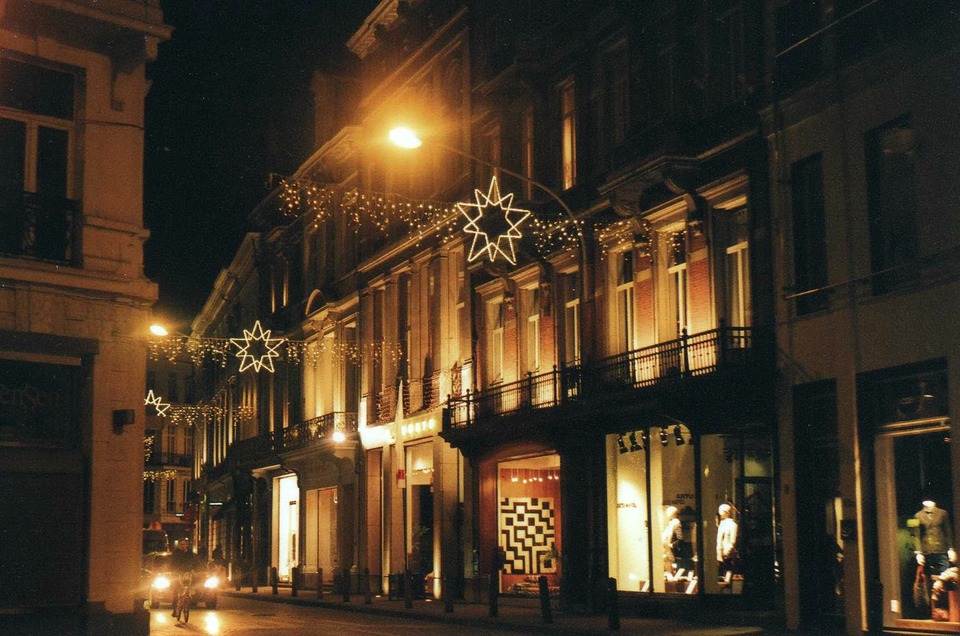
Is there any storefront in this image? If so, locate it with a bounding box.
[862,363,959,633]
[274,473,300,583]
[605,422,777,602]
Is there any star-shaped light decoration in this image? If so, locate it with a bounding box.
[230,320,284,373]
[144,390,171,417]
[458,176,532,266]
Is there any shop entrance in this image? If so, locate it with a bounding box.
[305,486,337,585]
[275,474,299,583]
[497,454,561,596]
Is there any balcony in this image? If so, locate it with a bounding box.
[146,452,193,467]
[0,190,79,264]
[444,326,764,432]
[272,412,358,454]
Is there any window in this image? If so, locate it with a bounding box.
[866,117,917,294]
[615,250,635,352]
[143,480,155,514]
[489,300,505,381]
[165,479,176,513]
[182,480,192,507]
[667,231,689,337]
[559,78,577,190]
[522,106,535,200]
[791,155,828,314]
[183,429,193,457]
[164,426,176,455]
[605,45,631,149]
[523,287,540,373]
[481,122,501,186]
[146,370,157,393]
[398,275,411,379]
[167,372,179,403]
[724,207,751,327]
[563,273,581,365]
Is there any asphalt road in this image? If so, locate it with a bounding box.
[150,594,528,635]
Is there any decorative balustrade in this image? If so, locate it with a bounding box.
[444,327,759,431]
[375,386,397,424]
[273,412,358,453]
[146,452,193,467]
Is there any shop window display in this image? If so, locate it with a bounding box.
[607,427,776,598]
[497,454,561,596]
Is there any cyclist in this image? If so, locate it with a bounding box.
[169,540,201,617]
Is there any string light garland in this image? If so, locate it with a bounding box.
[144,469,178,482]
[458,176,531,265]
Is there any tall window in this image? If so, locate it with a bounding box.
[523,287,541,373]
[398,275,411,379]
[615,250,635,352]
[563,273,581,365]
[165,479,176,513]
[167,372,179,403]
[489,300,505,381]
[559,78,577,190]
[183,428,193,457]
[791,154,828,314]
[143,480,155,514]
[182,479,192,507]
[605,45,631,149]
[482,122,501,186]
[667,231,689,337]
[724,207,751,327]
[522,106,535,200]
[164,426,176,455]
[866,116,917,294]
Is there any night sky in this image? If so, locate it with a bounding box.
[144,0,372,326]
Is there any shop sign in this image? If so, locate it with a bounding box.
[399,416,437,439]
[0,358,79,445]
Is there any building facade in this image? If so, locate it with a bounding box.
[0,1,170,633]
[187,2,960,635]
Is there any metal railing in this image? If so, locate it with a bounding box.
[273,412,358,453]
[0,190,79,264]
[445,327,757,430]
[146,452,193,467]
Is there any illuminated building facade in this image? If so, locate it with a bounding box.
[0,1,170,633]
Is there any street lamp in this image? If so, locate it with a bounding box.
[387,126,595,365]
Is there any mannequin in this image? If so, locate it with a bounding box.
[716,503,739,586]
[930,548,958,621]
[915,500,953,574]
[662,506,681,576]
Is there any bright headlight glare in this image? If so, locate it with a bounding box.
[204,576,219,589]
[153,576,171,590]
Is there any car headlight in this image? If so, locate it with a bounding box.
[153,575,171,590]
[203,576,219,589]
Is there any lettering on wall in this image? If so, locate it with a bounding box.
[0,359,80,444]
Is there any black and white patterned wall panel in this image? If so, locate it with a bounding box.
[499,497,557,574]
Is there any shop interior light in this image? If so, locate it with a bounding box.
[659,428,669,446]
[628,432,642,452]
[511,470,519,483]
[674,425,685,446]
[617,435,629,454]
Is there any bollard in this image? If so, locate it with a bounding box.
[404,569,413,609]
[317,568,323,600]
[364,568,372,604]
[607,577,620,630]
[271,566,279,595]
[234,563,241,592]
[443,577,454,613]
[488,573,499,618]
[291,566,299,597]
[251,563,258,594]
[340,568,350,602]
[538,575,553,624]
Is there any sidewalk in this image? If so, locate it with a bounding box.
[221,586,777,635]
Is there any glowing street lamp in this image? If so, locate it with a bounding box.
[149,324,169,337]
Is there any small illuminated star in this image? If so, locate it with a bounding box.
[458,176,531,266]
[144,390,171,417]
[230,320,284,373]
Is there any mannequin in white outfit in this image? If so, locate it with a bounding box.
[716,503,739,585]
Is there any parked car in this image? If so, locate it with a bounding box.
[142,552,219,609]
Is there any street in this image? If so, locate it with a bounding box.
[150,595,530,636]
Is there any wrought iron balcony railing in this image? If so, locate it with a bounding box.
[146,452,193,467]
[0,190,79,264]
[444,326,759,431]
[273,412,358,453]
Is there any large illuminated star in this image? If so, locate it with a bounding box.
[458,176,531,266]
[144,390,171,417]
[230,320,284,373]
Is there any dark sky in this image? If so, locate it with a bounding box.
[144,0,371,326]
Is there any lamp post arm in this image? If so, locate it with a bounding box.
[433,141,580,233]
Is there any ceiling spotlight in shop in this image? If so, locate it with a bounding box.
[617,435,629,454]
[628,432,643,452]
[659,427,669,446]
[674,425,686,446]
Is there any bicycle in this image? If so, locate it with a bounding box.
[173,571,194,623]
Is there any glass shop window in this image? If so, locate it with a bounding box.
[651,423,698,593]
[607,430,651,592]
